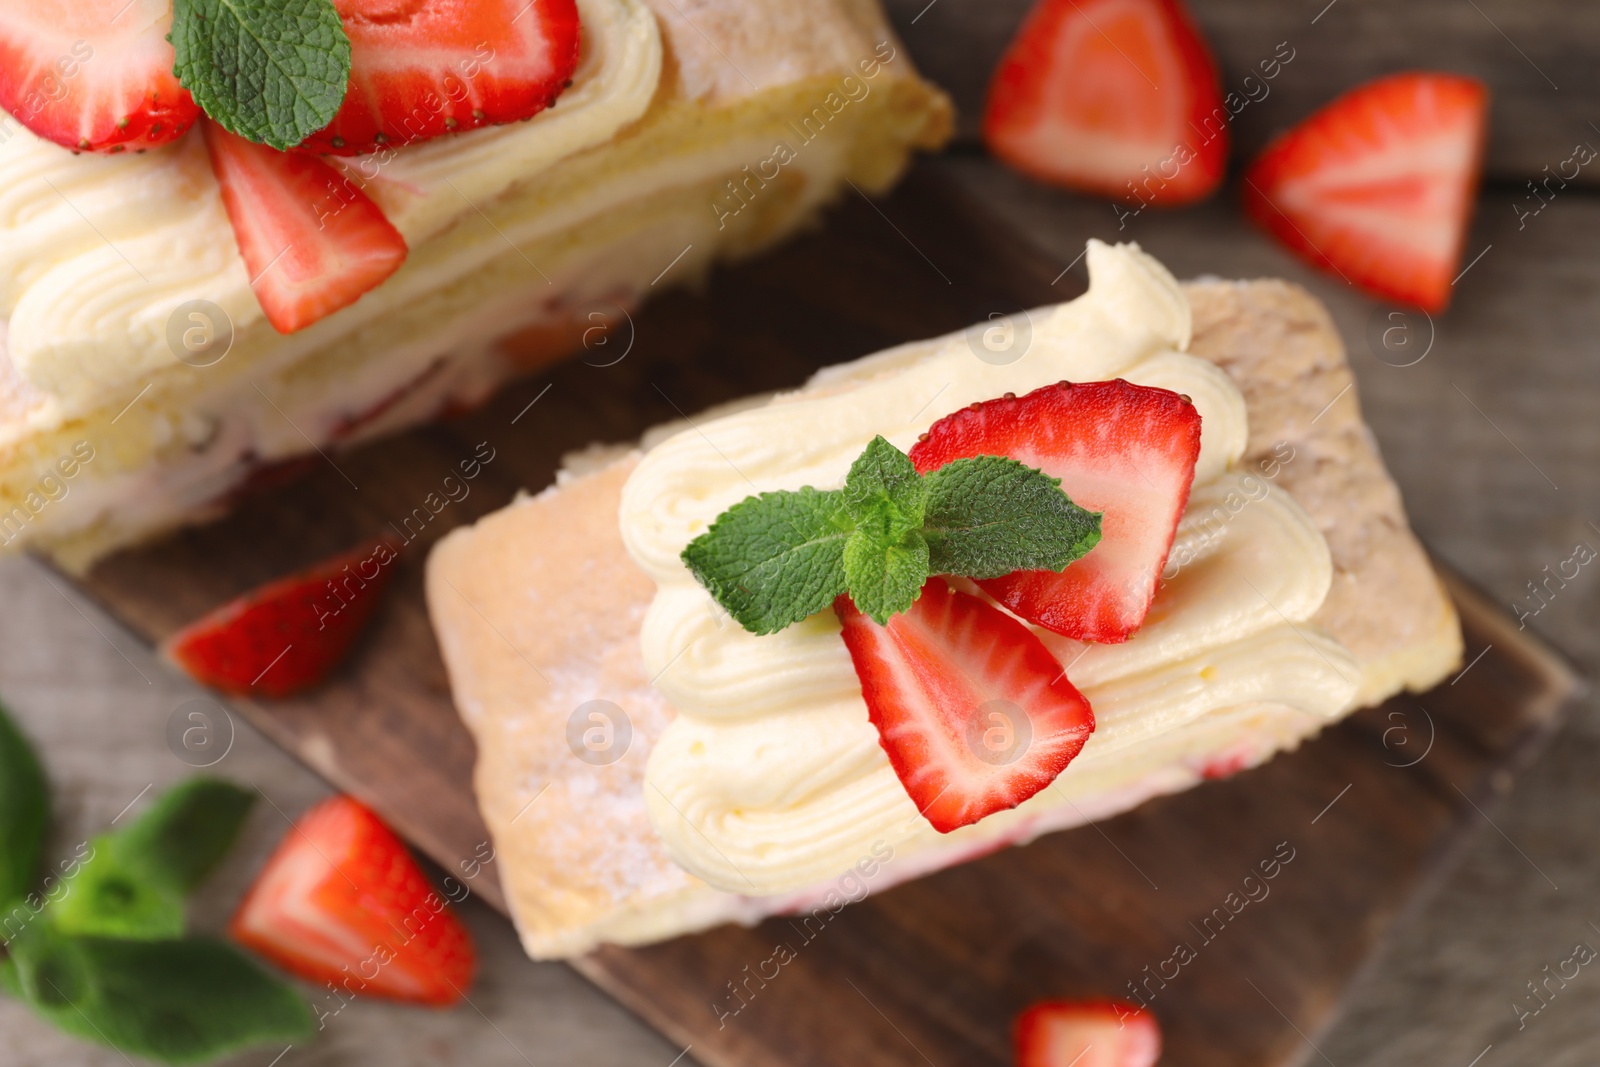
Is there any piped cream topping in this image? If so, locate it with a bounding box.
[620,241,1359,895]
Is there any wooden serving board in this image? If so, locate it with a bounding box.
[72,168,1582,1067]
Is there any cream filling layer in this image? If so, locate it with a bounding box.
[0,0,661,412]
[622,241,1360,896]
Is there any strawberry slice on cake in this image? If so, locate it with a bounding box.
[1242,72,1488,312]
[910,380,1202,643]
[983,0,1227,205]
[203,122,410,334]
[836,579,1095,833]
[300,0,582,156]
[0,0,200,153]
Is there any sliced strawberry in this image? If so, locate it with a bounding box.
[203,121,408,334]
[162,538,401,698]
[983,0,1227,205]
[1242,72,1487,312]
[230,795,476,1006]
[0,0,200,154]
[298,0,581,156]
[909,381,1200,644]
[835,579,1094,834]
[1016,999,1162,1067]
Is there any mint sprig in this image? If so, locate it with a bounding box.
[0,701,310,1063]
[171,0,352,150]
[682,436,1101,631]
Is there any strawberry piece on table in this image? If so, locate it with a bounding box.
[1016,999,1162,1067]
[0,0,200,153]
[230,795,477,1006]
[983,0,1227,205]
[1242,72,1488,312]
[835,579,1094,833]
[162,538,400,698]
[298,0,582,156]
[204,122,409,333]
[204,121,408,334]
[910,381,1201,644]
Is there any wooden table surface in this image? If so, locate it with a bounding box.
[4,1,1600,1064]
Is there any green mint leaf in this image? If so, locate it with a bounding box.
[843,436,926,532]
[51,843,184,940]
[171,0,352,150]
[0,702,48,905]
[681,487,853,635]
[922,456,1102,579]
[54,778,253,940]
[7,925,312,1064]
[843,526,929,624]
[106,779,254,895]
[0,953,20,997]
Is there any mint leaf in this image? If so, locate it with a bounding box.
[843,526,929,624]
[923,457,1101,578]
[171,0,352,150]
[54,779,254,940]
[0,702,47,906]
[106,779,254,895]
[682,487,853,634]
[7,925,312,1064]
[844,436,925,532]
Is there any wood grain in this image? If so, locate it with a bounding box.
[885,0,1598,185]
[69,168,1582,1066]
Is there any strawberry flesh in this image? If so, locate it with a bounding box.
[983,0,1227,205]
[162,538,401,698]
[203,121,409,334]
[1016,999,1162,1067]
[910,381,1201,644]
[299,0,582,156]
[0,0,200,153]
[230,795,477,1006]
[835,579,1094,834]
[1242,72,1487,312]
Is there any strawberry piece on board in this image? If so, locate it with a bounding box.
[983,0,1227,205]
[0,0,200,153]
[203,121,409,334]
[299,0,582,156]
[909,381,1201,644]
[835,579,1094,834]
[162,538,400,698]
[1016,999,1162,1067]
[230,795,477,1006]
[1242,72,1488,312]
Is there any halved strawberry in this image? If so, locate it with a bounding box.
[230,795,476,1006]
[298,0,582,156]
[835,579,1094,833]
[1242,72,1487,312]
[983,0,1227,205]
[203,122,409,334]
[162,538,401,698]
[1016,999,1162,1067]
[909,381,1200,644]
[0,0,200,154]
